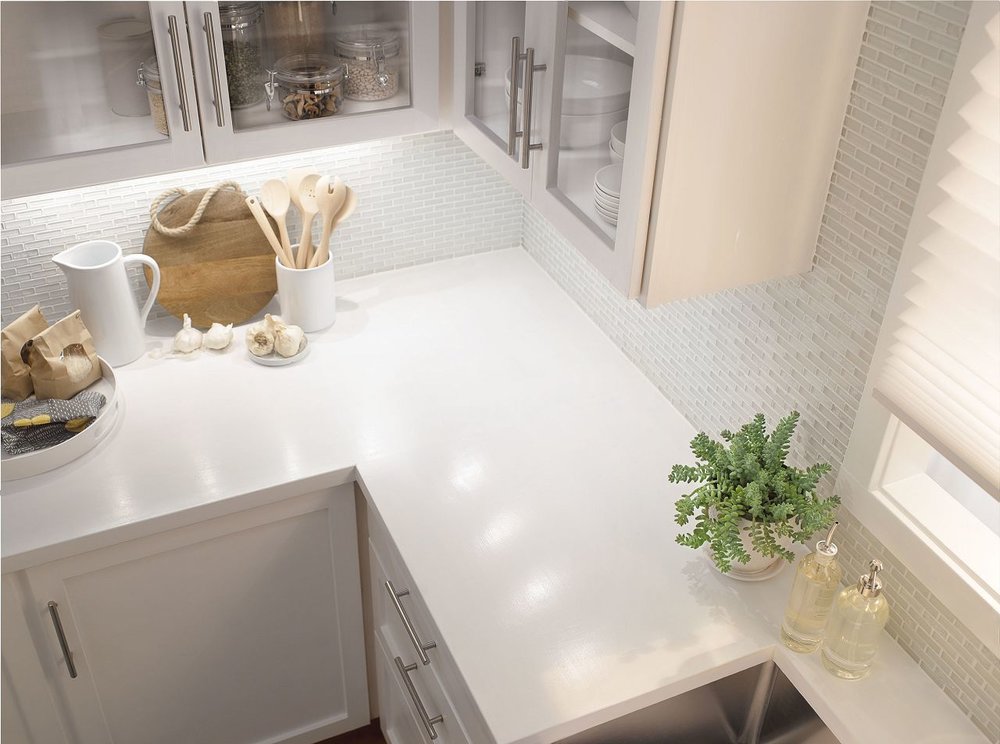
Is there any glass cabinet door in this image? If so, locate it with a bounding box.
[0,1,204,196]
[546,4,638,243]
[469,1,526,153]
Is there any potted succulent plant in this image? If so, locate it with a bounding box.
[670,411,839,579]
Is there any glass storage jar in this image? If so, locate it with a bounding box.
[335,33,401,102]
[220,1,266,108]
[265,54,344,121]
[97,18,154,116]
[137,56,169,135]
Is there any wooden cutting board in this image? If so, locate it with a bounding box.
[143,187,278,329]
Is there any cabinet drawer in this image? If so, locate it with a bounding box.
[375,625,468,744]
[367,507,492,743]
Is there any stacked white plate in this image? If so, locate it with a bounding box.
[609,120,626,164]
[594,164,622,226]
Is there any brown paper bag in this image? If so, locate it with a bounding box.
[28,311,102,400]
[1,305,49,401]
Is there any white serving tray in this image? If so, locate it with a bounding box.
[1,358,121,481]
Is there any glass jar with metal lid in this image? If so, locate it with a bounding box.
[265,54,345,121]
[334,32,401,102]
[137,56,169,135]
[219,1,265,108]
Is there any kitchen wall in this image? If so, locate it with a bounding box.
[0,130,522,324]
[524,1,998,739]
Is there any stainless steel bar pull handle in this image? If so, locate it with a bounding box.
[507,36,522,158]
[394,656,444,740]
[203,12,226,127]
[385,580,437,665]
[167,15,192,132]
[47,601,77,679]
[519,46,546,169]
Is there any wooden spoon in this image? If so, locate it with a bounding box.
[245,196,292,267]
[294,173,321,268]
[311,176,347,269]
[310,187,357,268]
[260,179,295,267]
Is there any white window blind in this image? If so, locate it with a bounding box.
[874,5,1000,498]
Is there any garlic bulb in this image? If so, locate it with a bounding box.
[274,323,306,357]
[245,321,274,356]
[173,314,203,353]
[203,322,233,350]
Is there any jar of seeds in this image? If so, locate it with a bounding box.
[265,54,344,121]
[335,32,401,102]
[220,1,265,108]
[137,56,169,135]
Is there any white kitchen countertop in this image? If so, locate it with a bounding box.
[1,248,986,744]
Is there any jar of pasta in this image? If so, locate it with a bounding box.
[334,32,400,102]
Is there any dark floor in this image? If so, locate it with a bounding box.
[317,720,386,744]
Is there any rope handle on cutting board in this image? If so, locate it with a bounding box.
[149,181,245,237]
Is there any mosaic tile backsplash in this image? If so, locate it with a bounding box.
[0,130,522,324]
[1,1,994,739]
[523,1,997,739]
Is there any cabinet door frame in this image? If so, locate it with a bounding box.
[450,1,549,198]
[0,2,206,200]
[529,0,675,298]
[189,1,440,165]
[24,485,368,744]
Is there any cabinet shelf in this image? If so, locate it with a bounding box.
[231,84,412,133]
[567,2,637,56]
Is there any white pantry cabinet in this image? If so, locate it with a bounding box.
[453,0,867,306]
[1,486,369,744]
[0,1,440,198]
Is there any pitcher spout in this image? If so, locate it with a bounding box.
[52,240,123,272]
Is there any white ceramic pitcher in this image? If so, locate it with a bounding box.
[53,240,160,367]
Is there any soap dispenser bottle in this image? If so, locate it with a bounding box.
[780,521,842,653]
[822,559,890,680]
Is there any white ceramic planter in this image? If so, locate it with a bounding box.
[709,518,795,581]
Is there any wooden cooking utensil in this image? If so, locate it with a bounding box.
[260,179,294,263]
[311,176,347,268]
[245,196,293,267]
[294,173,321,268]
[310,186,357,268]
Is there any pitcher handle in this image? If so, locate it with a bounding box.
[123,254,161,327]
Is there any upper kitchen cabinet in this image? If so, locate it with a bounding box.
[0,2,205,198]
[641,1,867,305]
[1,1,440,198]
[453,0,867,304]
[453,0,674,295]
[188,0,439,164]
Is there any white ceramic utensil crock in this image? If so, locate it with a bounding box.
[53,240,160,366]
[275,252,336,332]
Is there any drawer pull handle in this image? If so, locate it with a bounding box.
[394,655,444,740]
[385,580,436,665]
[47,601,77,679]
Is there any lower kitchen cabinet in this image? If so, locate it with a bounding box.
[2,485,369,744]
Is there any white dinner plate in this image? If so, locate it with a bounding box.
[594,164,623,197]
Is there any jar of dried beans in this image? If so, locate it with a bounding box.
[220,1,266,108]
[335,32,401,102]
[137,56,169,135]
[265,54,345,121]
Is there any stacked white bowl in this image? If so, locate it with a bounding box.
[609,120,626,164]
[506,55,631,149]
[594,164,622,226]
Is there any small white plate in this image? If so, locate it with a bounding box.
[594,188,620,206]
[247,338,310,366]
[594,164,623,197]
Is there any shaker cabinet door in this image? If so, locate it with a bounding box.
[0,1,205,199]
[23,486,369,744]
[189,0,440,164]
